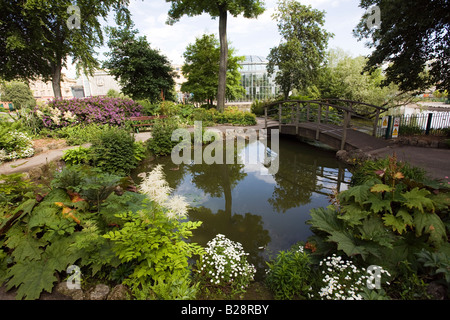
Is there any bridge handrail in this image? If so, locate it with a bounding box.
[262,99,387,117]
[263,98,386,150]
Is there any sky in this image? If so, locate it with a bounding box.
[66,0,373,78]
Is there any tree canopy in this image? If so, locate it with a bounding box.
[166,0,265,111]
[181,34,245,104]
[103,26,176,102]
[354,0,450,93]
[0,0,131,98]
[318,48,406,108]
[267,0,333,99]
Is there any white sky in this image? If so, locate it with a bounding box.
[65,0,372,78]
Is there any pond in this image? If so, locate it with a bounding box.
[132,136,352,279]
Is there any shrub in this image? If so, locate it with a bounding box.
[90,126,137,175]
[147,118,181,156]
[196,234,256,296]
[0,122,34,163]
[307,155,450,276]
[56,123,112,146]
[265,244,311,299]
[215,107,257,126]
[62,146,91,166]
[104,165,204,299]
[35,96,142,128]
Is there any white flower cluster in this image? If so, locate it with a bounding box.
[0,130,35,164]
[317,254,390,300]
[199,234,256,287]
[139,164,189,220]
[50,107,62,125]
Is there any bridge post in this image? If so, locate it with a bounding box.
[296,102,300,135]
[290,104,294,124]
[264,107,267,130]
[340,110,351,150]
[306,103,310,122]
[372,109,381,136]
[316,103,322,140]
[279,103,282,132]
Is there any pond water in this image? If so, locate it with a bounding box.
[132,136,352,278]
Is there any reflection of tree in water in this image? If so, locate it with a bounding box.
[187,146,271,278]
[189,206,270,279]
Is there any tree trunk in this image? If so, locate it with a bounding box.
[51,60,62,99]
[217,7,228,113]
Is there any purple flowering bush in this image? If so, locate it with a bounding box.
[35,96,143,128]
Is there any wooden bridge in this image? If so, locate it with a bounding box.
[263,99,390,152]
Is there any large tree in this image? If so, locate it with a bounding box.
[353,0,450,94]
[166,0,265,112]
[0,0,131,98]
[103,27,176,102]
[267,0,333,100]
[181,34,245,105]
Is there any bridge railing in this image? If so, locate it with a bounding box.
[263,99,388,150]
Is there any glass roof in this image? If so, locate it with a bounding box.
[242,55,268,64]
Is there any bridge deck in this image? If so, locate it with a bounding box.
[267,122,389,152]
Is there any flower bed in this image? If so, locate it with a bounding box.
[35,97,143,128]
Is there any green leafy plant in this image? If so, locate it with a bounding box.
[89,126,138,175]
[147,118,181,156]
[104,209,204,299]
[307,155,450,273]
[62,146,91,166]
[265,244,311,299]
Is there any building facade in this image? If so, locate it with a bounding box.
[234,55,280,102]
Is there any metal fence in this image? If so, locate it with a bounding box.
[376,112,450,138]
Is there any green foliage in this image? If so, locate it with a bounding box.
[354,0,449,93]
[215,107,257,125]
[265,244,311,299]
[318,49,403,109]
[0,81,36,109]
[62,146,91,166]
[307,155,450,274]
[0,0,132,96]
[104,209,204,299]
[267,0,332,99]
[0,121,35,163]
[416,248,450,287]
[0,173,35,207]
[89,126,137,175]
[181,34,245,104]
[56,123,111,146]
[147,118,181,157]
[104,26,176,102]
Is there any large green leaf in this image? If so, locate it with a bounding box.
[6,259,57,300]
[413,211,446,247]
[307,207,344,234]
[402,187,435,213]
[339,183,372,205]
[327,231,369,259]
[358,216,394,248]
[339,203,370,226]
[364,192,393,214]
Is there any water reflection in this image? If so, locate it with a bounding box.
[132,137,351,277]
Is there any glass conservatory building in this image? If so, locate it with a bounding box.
[235,55,280,102]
